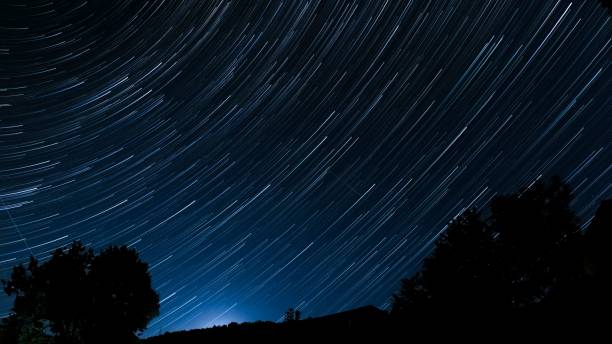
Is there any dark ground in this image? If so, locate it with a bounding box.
[142,306,389,342]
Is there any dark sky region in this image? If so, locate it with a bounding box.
[1,0,611,336]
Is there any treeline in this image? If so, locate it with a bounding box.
[390,177,610,316]
[0,176,609,343]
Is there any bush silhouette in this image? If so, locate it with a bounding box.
[2,242,159,344]
[392,176,609,316]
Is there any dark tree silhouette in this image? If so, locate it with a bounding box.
[489,176,583,307]
[283,308,296,322]
[392,209,504,313]
[2,241,159,344]
[392,177,605,316]
[86,245,160,343]
[282,307,302,322]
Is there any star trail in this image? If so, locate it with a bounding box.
[1,0,611,336]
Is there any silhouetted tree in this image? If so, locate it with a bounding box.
[393,209,503,313]
[283,308,295,322]
[3,243,93,343]
[392,177,600,316]
[283,307,301,322]
[493,176,584,306]
[2,241,159,344]
[85,245,160,343]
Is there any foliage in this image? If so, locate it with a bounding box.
[392,176,609,315]
[2,242,159,344]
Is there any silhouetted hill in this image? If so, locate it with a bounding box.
[308,305,387,324]
[143,306,389,342]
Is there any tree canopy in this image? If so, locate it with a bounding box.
[392,177,609,316]
[1,242,159,344]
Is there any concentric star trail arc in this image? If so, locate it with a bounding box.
[1,0,611,335]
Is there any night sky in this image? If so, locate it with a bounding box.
[1,0,611,335]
